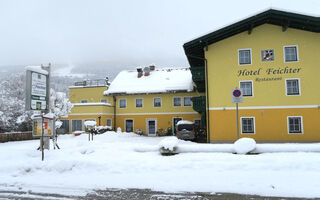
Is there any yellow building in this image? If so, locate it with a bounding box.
[63,67,202,136]
[184,9,320,142]
[60,79,114,133]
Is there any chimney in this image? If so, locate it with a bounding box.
[149,65,155,71]
[143,66,150,76]
[137,67,143,78]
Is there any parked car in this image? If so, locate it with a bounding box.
[175,120,195,141]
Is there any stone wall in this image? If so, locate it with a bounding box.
[0,131,34,143]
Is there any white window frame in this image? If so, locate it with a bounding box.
[240,117,255,134]
[238,48,252,66]
[239,80,254,97]
[106,118,112,127]
[146,118,157,136]
[135,98,143,108]
[153,97,162,107]
[183,96,192,107]
[173,97,182,107]
[287,116,303,134]
[124,119,134,133]
[100,99,108,103]
[119,98,127,108]
[81,99,88,103]
[283,45,299,63]
[285,78,301,96]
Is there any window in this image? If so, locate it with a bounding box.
[288,116,303,134]
[72,120,82,132]
[241,117,255,134]
[261,49,274,61]
[119,99,126,108]
[135,98,143,108]
[106,119,112,127]
[184,97,192,106]
[81,100,88,103]
[58,120,69,134]
[240,81,253,97]
[173,97,181,106]
[101,99,108,103]
[154,98,161,107]
[286,79,300,95]
[238,49,251,65]
[284,46,298,62]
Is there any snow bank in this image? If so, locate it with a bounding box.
[234,138,256,154]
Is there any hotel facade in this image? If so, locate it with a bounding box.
[184,9,320,142]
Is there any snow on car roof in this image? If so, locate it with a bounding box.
[104,67,193,95]
[177,120,194,125]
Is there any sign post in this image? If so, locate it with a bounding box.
[26,64,51,161]
[231,88,243,140]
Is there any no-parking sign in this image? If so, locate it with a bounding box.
[232,88,243,103]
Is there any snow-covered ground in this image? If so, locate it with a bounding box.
[1,132,320,198]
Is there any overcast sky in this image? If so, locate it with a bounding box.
[0,0,319,73]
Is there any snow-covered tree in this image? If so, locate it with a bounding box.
[49,89,73,119]
[0,72,73,133]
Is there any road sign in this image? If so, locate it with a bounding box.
[25,66,50,111]
[232,88,243,103]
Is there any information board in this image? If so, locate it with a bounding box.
[25,67,49,111]
[32,117,55,137]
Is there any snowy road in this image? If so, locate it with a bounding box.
[0,132,320,199]
[0,188,310,200]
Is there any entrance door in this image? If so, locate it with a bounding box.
[125,119,134,132]
[147,119,156,136]
[173,117,182,134]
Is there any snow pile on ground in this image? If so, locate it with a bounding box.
[233,138,256,154]
[1,133,320,198]
[158,136,179,151]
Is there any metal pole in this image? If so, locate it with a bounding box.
[236,103,239,140]
[41,114,44,161]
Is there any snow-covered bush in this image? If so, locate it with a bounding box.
[158,137,179,155]
[233,138,256,154]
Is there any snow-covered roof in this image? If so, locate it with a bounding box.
[104,67,194,95]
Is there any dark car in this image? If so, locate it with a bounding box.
[175,121,195,140]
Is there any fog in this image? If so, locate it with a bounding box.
[0,0,319,77]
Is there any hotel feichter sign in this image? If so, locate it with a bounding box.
[237,66,302,82]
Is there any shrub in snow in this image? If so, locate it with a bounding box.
[117,127,122,133]
[234,138,256,154]
[158,137,179,155]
